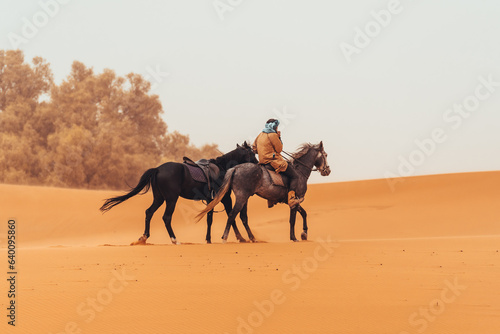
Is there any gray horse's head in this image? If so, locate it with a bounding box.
[314,141,331,176]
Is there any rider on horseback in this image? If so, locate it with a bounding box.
[252,119,304,208]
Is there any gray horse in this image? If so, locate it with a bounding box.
[196,142,331,242]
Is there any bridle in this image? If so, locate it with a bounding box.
[311,149,330,174]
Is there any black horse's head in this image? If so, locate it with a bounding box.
[236,141,258,164]
[216,141,257,171]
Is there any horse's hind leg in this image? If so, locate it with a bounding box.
[162,198,180,245]
[289,207,299,242]
[131,189,164,245]
[221,194,246,243]
[144,192,164,238]
[239,202,255,242]
[297,205,308,241]
[222,200,246,242]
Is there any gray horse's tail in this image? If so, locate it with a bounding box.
[195,167,235,222]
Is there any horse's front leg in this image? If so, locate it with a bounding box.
[289,207,298,242]
[297,205,308,241]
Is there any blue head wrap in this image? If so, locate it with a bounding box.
[262,119,280,133]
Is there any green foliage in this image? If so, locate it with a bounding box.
[0,50,219,189]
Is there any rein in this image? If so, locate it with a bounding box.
[281,151,310,178]
[281,150,327,174]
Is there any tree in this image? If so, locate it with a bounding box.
[0,50,53,184]
[0,49,52,113]
[43,61,169,188]
[0,50,221,189]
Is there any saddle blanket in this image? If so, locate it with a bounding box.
[185,163,207,183]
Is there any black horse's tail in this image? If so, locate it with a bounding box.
[100,168,158,213]
[195,167,235,222]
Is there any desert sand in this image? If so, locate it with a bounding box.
[1,171,499,333]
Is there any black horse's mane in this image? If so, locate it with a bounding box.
[211,142,251,170]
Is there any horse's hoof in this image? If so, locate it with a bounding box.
[291,239,299,242]
[130,235,148,246]
[206,240,212,244]
[250,238,257,243]
[171,237,181,245]
[222,239,227,244]
[301,232,308,241]
[239,239,247,243]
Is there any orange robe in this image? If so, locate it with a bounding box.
[252,132,288,173]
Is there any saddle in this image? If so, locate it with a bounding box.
[261,164,288,208]
[262,164,286,187]
[183,157,220,191]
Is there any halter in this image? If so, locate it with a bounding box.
[314,149,330,174]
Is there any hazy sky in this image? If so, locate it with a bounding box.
[1,0,499,184]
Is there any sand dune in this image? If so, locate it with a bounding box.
[1,171,499,333]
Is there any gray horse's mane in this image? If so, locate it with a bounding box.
[290,143,321,161]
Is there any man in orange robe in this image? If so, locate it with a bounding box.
[253,119,303,208]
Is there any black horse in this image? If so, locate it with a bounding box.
[100,142,257,244]
[197,142,331,242]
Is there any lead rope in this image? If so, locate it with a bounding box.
[203,153,226,213]
[201,191,226,213]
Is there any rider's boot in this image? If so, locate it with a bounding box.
[287,190,304,209]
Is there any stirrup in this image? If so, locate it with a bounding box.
[288,196,304,209]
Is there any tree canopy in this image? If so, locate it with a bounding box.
[0,50,219,189]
